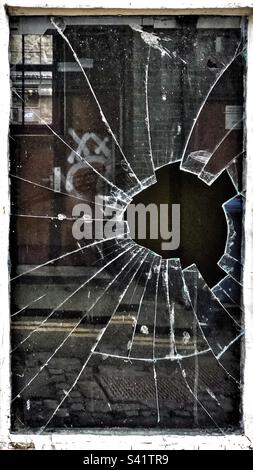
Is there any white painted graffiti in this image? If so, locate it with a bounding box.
[65,128,112,197]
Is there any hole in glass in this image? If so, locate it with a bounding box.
[130,163,235,287]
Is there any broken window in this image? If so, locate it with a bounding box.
[9,15,245,432]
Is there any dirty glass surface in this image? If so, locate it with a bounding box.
[9,15,246,432]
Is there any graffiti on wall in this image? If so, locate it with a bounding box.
[65,128,112,197]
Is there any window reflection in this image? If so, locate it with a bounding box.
[9,16,245,432]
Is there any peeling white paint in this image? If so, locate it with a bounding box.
[0,1,11,445]
[243,13,253,444]
[4,0,253,16]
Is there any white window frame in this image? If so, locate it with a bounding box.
[1,0,253,450]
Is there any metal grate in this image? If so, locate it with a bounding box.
[97,364,234,404]
[97,373,190,404]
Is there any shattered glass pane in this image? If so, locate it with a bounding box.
[9,15,246,432]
